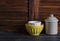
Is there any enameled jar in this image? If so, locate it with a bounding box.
[45,14,59,35]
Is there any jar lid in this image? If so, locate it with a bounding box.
[45,14,59,22]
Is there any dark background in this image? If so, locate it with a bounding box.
[0,0,60,34]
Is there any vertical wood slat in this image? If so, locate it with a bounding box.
[33,0,40,20]
[29,0,33,20]
[29,0,40,20]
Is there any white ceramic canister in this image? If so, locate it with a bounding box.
[45,14,59,35]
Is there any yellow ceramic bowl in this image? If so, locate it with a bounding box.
[25,23,44,36]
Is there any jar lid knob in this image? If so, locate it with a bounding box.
[50,14,54,17]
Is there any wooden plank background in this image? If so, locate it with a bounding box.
[39,0,60,32]
[0,0,60,33]
[0,0,28,33]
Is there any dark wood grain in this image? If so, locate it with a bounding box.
[0,0,60,33]
[39,0,60,32]
[30,0,60,32]
[0,0,28,32]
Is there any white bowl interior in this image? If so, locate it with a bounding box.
[28,21,41,26]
